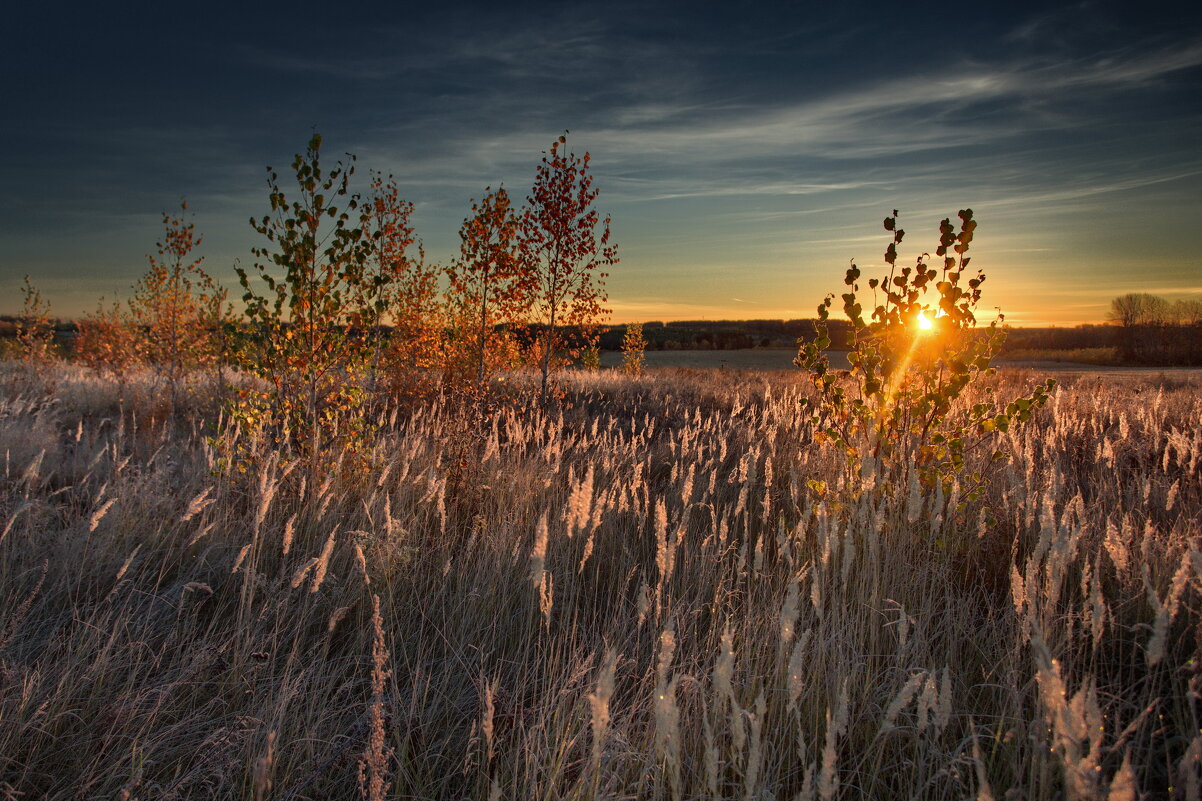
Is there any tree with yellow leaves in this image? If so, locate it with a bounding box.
[235,134,376,471]
[129,200,222,413]
[16,276,56,365]
[620,321,646,375]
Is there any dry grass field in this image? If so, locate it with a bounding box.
[0,362,1199,799]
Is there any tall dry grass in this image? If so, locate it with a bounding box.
[0,362,1198,799]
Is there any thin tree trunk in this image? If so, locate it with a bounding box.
[540,302,555,408]
[539,259,560,408]
[477,279,489,386]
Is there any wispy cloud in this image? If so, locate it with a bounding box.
[237,11,1202,219]
[580,38,1202,167]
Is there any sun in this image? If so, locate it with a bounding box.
[916,309,933,331]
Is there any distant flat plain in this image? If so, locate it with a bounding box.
[599,348,1202,381]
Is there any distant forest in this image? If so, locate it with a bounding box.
[589,319,1121,353]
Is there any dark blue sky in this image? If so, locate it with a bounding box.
[4,1,1201,323]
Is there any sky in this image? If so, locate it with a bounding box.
[3,1,1201,326]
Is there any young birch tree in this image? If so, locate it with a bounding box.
[235,134,375,470]
[621,321,647,374]
[129,200,218,413]
[359,172,415,389]
[76,299,142,403]
[195,267,234,400]
[363,173,443,400]
[520,134,617,405]
[796,209,1055,543]
[446,186,526,386]
[16,276,56,364]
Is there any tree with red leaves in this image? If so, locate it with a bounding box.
[447,186,526,386]
[520,133,617,405]
[363,173,443,400]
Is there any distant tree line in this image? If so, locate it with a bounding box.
[996,324,1113,352]
[10,306,1200,367]
[595,319,855,351]
[1,315,858,355]
[1106,293,1202,364]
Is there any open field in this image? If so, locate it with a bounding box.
[0,363,1199,799]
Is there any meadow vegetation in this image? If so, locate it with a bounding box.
[0,364,1198,799]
